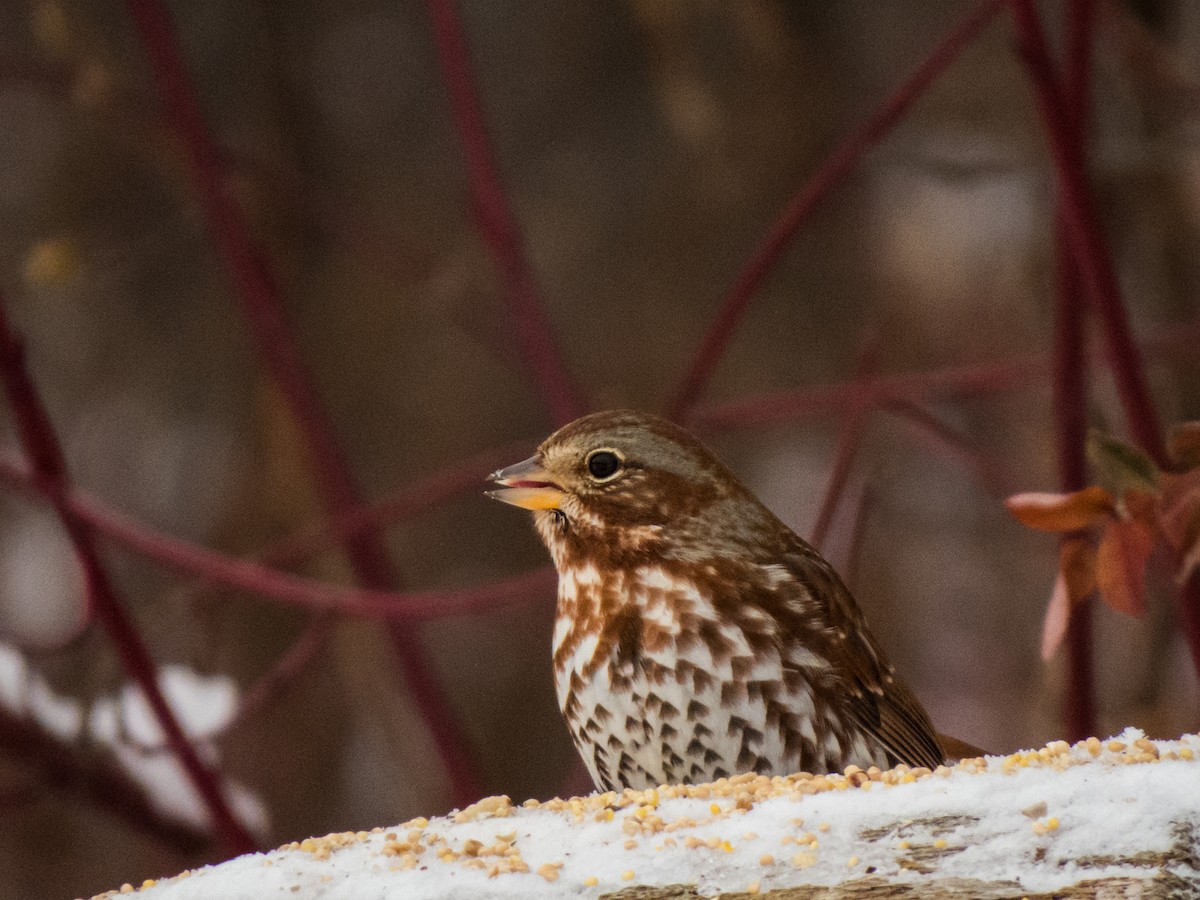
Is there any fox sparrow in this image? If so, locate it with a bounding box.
[487,410,944,791]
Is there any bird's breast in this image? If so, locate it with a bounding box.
[551,563,836,788]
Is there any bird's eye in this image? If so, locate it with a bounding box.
[586,449,623,481]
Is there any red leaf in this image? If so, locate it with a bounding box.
[1060,535,1097,603]
[1040,536,1096,661]
[1006,486,1114,532]
[1095,518,1154,616]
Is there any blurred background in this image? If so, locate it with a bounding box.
[0,0,1198,897]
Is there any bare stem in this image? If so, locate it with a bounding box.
[0,301,255,854]
[424,0,586,425]
[693,314,1200,434]
[1008,0,1167,465]
[809,337,881,552]
[0,705,211,856]
[1009,0,1200,685]
[1054,0,1099,744]
[0,449,555,621]
[667,0,1009,420]
[120,0,482,805]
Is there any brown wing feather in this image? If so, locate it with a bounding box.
[781,539,944,771]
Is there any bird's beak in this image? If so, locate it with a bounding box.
[486,455,565,510]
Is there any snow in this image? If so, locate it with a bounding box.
[103,728,1200,899]
[0,642,268,836]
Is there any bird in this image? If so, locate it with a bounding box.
[486,409,946,792]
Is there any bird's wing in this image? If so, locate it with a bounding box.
[775,540,944,771]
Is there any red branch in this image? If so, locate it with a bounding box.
[0,447,553,621]
[840,481,878,592]
[1009,0,1200,681]
[162,441,529,743]
[880,399,1016,497]
[251,442,533,574]
[693,313,1200,435]
[1008,0,1167,466]
[0,705,210,856]
[808,338,881,552]
[119,0,481,805]
[424,0,586,426]
[697,354,1048,431]
[0,303,255,855]
[666,0,1009,420]
[1012,0,1200,686]
[1053,0,1098,743]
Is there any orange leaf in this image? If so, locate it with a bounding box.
[1060,535,1096,602]
[1095,518,1154,616]
[1168,421,1200,470]
[1006,486,1114,532]
[1040,536,1096,661]
[1041,572,1071,661]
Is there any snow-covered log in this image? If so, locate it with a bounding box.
[88,729,1200,899]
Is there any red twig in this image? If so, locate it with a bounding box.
[1054,0,1098,743]
[693,313,1200,434]
[0,448,554,621]
[0,303,255,855]
[839,480,878,592]
[879,399,1016,496]
[424,0,586,426]
[120,0,481,805]
[0,706,210,856]
[666,0,1009,420]
[808,338,881,552]
[250,442,533,574]
[1010,0,1200,683]
[162,442,528,744]
[697,353,1049,431]
[809,405,872,553]
[125,613,336,755]
[1008,0,1167,466]
[223,613,333,740]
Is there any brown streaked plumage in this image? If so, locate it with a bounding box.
[488,409,945,791]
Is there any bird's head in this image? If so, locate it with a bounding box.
[487,410,778,569]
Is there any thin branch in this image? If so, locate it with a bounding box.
[249,442,533,574]
[666,0,1009,420]
[808,337,881,552]
[0,302,255,855]
[424,0,586,426]
[693,314,1200,434]
[697,354,1048,431]
[1007,0,1167,466]
[879,399,1016,497]
[1009,0,1200,683]
[840,480,878,593]
[0,706,211,856]
[120,0,482,805]
[0,448,554,621]
[1054,0,1098,744]
[129,613,335,755]
[161,442,529,745]
[809,405,872,554]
